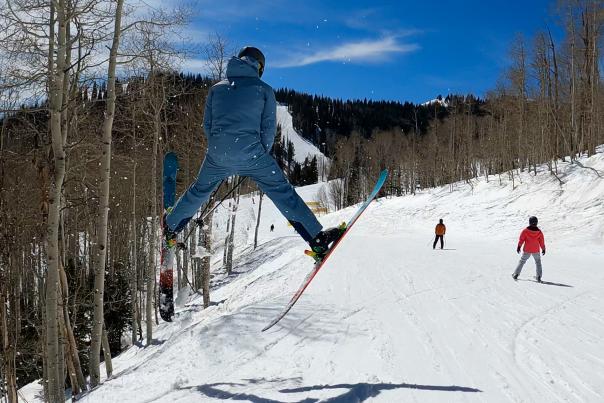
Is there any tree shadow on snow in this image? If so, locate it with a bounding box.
[176,382,314,403]
[210,238,296,289]
[539,280,573,287]
[519,279,573,287]
[198,303,353,351]
[132,338,166,348]
[178,380,481,403]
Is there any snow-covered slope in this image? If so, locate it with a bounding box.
[22,150,604,403]
[276,104,325,164]
[421,97,449,108]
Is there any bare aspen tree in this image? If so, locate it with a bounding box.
[197,211,213,308]
[225,177,241,274]
[46,1,69,399]
[253,191,264,249]
[204,32,236,82]
[130,127,139,344]
[121,9,187,344]
[508,35,528,170]
[89,0,124,386]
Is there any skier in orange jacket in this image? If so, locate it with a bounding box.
[433,219,446,249]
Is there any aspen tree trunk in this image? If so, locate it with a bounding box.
[253,191,264,249]
[90,0,123,385]
[201,212,213,308]
[59,262,85,392]
[131,159,139,343]
[181,223,188,290]
[1,291,17,403]
[130,113,139,344]
[195,223,203,289]
[570,13,577,158]
[46,0,68,399]
[101,326,113,376]
[147,93,160,344]
[225,178,240,274]
[222,202,231,265]
[185,222,195,288]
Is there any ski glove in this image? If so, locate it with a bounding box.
[542,249,546,256]
[516,247,521,254]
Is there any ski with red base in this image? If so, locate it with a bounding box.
[262,169,388,331]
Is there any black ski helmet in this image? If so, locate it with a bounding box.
[238,46,265,77]
[529,216,538,226]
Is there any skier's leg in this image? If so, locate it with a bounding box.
[513,253,530,276]
[166,156,229,233]
[240,153,322,243]
[433,236,438,249]
[533,253,543,279]
[439,235,444,249]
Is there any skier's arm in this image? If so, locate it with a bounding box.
[203,88,213,137]
[539,231,546,254]
[443,225,446,234]
[517,231,525,252]
[260,88,277,152]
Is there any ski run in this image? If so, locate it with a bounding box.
[21,148,604,403]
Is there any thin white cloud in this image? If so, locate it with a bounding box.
[275,36,419,68]
[179,58,210,73]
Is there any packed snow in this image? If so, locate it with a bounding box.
[21,149,604,403]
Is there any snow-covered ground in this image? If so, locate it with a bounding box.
[21,150,604,403]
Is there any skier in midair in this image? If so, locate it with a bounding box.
[512,216,546,282]
[433,219,446,249]
[164,46,342,260]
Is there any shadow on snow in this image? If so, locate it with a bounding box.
[518,279,573,287]
[178,379,482,403]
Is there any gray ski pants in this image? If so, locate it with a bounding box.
[513,252,543,278]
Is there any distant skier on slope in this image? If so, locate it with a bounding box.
[163,46,343,260]
[433,219,446,249]
[512,216,546,282]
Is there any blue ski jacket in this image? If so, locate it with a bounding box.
[204,56,277,164]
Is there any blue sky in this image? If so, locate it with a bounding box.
[182,0,561,104]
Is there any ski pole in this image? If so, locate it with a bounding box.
[179,176,247,247]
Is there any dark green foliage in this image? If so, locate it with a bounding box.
[274,88,456,155]
[104,262,132,355]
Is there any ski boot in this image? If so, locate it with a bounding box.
[162,213,177,249]
[305,222,347,263]
[512,273,518,281]
[536,276,542,283]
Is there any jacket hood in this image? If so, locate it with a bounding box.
[226,56,259,79]
[526,225,540,232]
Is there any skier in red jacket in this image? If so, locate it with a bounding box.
[512,216,546,282]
